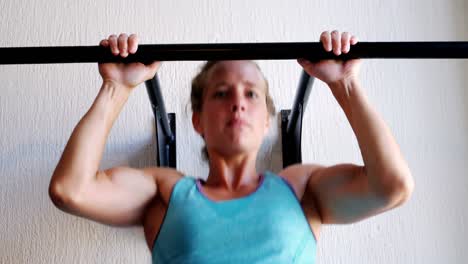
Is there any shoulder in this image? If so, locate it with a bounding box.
[275,164,325,241]
[142,167,185,205]
[142,166,184,184]
[276,163,325,200]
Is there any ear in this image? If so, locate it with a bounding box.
[192,111,203,136]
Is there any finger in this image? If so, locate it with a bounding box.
[331,30,341,56]
[100,39,109,47]
[118,33,129,57]
[128,34,139,54]
[350,35,359,45]
[320,31,332,52]
[108,35,119,55]
[341,32,351,53]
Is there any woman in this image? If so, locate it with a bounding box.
[49,30,414,263]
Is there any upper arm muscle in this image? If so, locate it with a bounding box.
[307,163,397,224]
[67,166,158,227]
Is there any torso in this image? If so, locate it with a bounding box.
[141,165,322,251]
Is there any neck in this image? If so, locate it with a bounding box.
[205,151,259,191]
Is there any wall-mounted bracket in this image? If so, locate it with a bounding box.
[281,70,314,168]
[145,75,176,168]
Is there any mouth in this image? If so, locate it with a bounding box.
[227,117,247,128]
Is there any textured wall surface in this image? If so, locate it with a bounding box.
[1,0,467,263]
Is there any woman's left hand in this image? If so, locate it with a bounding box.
[297,30,361,87]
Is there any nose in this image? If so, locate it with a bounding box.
[231,104,245,112]
[231,90,246,113]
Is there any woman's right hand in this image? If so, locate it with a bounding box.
[98,33,161,90]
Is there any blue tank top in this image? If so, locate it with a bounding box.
[152,171,317,263]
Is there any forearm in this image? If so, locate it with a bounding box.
[328,78,413,194]
[50,81,131,198]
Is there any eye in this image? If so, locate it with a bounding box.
[247,90,258,98]
[213,90,227,98]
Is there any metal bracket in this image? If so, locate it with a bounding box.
[281,70,314,168]
[145,75,177,168]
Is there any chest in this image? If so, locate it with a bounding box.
[142,175,319,251]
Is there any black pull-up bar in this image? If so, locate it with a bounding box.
[3,41,467,168]
[1,42,468,64]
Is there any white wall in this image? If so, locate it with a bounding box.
[1,0,467,263]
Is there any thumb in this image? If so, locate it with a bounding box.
[145,61,162,80]
[297,58,312,67]
[297,58,318,76]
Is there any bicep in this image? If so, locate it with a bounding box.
[67,166,158,227]
[308,163,397,224]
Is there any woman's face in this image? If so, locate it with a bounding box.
[192,61,270,159]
